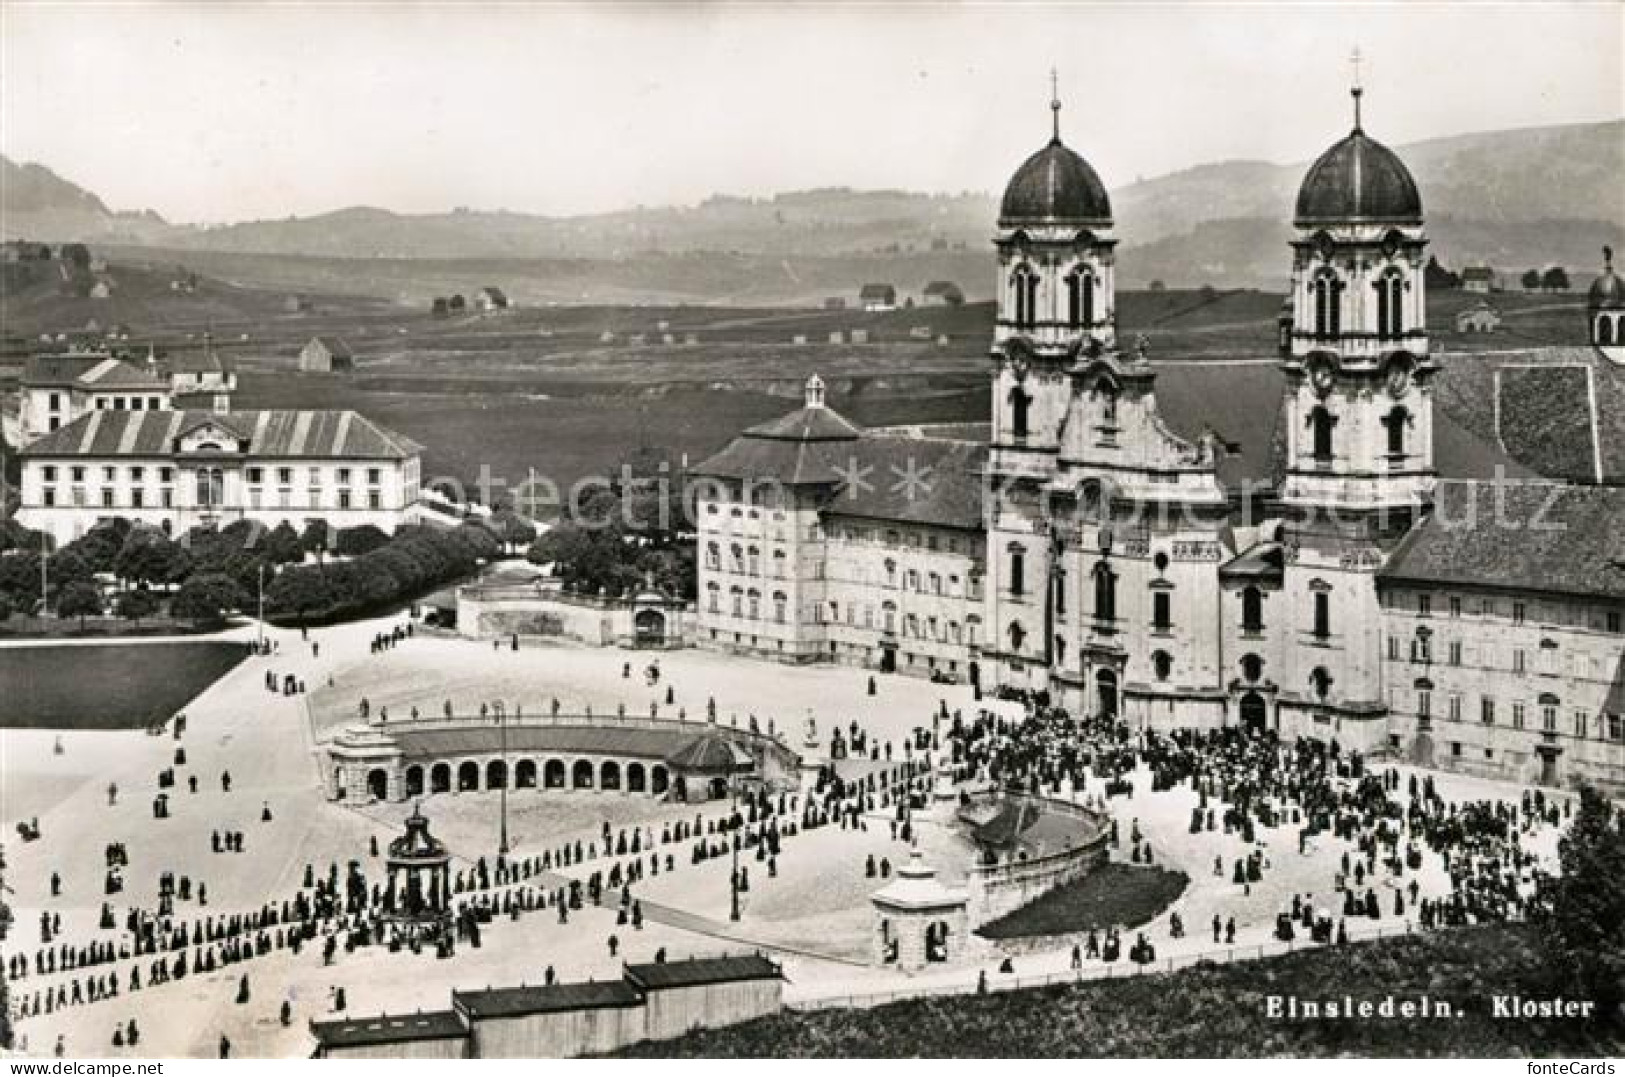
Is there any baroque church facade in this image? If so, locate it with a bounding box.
[693,88,1625,794]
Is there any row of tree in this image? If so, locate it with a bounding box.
[266,521,502,624]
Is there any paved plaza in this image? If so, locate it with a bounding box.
[1,611,1572,1057]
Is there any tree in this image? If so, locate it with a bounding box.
[299,521,332,563]
[267,565,335,624]
[488,509,538,553]
[49,549,96,588]
[263,521,305,565]
[60,243,91,271]
[1542,266,1571,292]
[114,531,187,588]
[114,588,158,626]
[334,524,390,557]
[171,573,247,627]
[56,579,103,628]
[1521,268,1542,292]
[1534,785,1625,1013]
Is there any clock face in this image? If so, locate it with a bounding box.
[1310,358,1336,395]
[1387,362,1411,397]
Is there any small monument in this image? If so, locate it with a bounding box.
[870,848,968,971]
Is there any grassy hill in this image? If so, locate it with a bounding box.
[613,925,1623,1058]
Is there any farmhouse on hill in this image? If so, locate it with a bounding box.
[1461,265,1497,293]
[923,280,965,306]
[859,283,897,311]
[300,336,356,373]
[476,286,509,311]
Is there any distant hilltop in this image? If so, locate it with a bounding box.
[2,119,1621,289]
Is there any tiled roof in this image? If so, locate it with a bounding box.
[20,409,423,460]
[453,980,640,1019]
[824,435,987,531]
[665,734,753,771]
[310,1010,467,1049]
[1433,347,1625,485]
[308,337,355,359]
[745,405,863,443]
[1379,481,1625,600]
[22,354,164,391]
[623,954,781,991]
[169,348,233,374]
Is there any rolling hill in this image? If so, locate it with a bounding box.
[3,119,1620,296]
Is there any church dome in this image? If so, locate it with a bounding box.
[1588,248,1625,310]
[1295,93,1422,227]
[1000,139,1113,228]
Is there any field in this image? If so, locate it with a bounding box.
[616,924,1625,1058]
[976,863,1190,941]
[0,640,250,728]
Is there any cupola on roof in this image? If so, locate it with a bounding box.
[998,81,1112,229]
[1295,86,1423,227]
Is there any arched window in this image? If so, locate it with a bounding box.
[730,587,743,617]
[1241,586,1264,633]
[1310,666,1333,700]
[1312,273,1342,338]
[1011,264,1038,328]
[772,592,787,624]
[966,615,981,647]
[705,542,719,570]
[1009,385,1032,440]
[1240,653,1264,682]
[1313,591,1332,639]
[1599,315,1615,346]
[1151,650,1172,682]
[747,545,760,574]
[1008,621,1026,652]
[706,582,720,613]
[882,601,897,633]
[747,589,761,619]
[1383,407,1409,456]
[1375,270,1405,337]
[1066,269,1095,328]
[1309,406,1336,462]
[1092,562,1117,623]
[1008,544,1026,596]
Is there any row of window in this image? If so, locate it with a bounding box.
[1306,270,1410,340]
[1392,634,1610,679]
[1403,592,1622,633]
[92,396,167,412]
[1007,265,1098,330]
[1407,690,1623,742]
[40,464,387,487]
[40,486,387,511]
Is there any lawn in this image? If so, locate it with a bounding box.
[614,925,1625,1057]
[976,863,1190,941]
[0,640,250,729]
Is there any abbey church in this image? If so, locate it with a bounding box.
[694,85,1625,794]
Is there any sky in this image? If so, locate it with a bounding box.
[1,1,1620,223]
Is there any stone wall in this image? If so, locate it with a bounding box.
[960,792,1110,927]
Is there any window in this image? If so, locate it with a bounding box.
[1152,591,1172,632]
[71,467,85,483]
[1417,690,1431,719]
[1053,568,1065,614]
[247,467,264,484]
[707,584,720,614]
[1309,407,1336,462]
[773,592,786,624]
[1008,621,1026,652]
[747,546,760,575]
[42,488,56,507]
[1241,586,1264,633]
[1066,269,1095,328]
[1513,702,1526,730]
[1417,593,1431,618]
[337,490,352,510]
[42,466,57,482]
[1009,386,1031,440]
[1448,694,1462,721]
[367,491,381,510]
[1513,602,1526,625]
[1388,636,1400,661]
[730,588,743,618]
[731,545,744,573]
[1010,264,1038,328]
[1008,545,1026,596]
[1449,596,1462,618]
[102,466,115,482]
[1383,407,1409,456]
[1313,592,1331,639]
[1151,651,1172,682]
[1448,640,1462,666]
[1542,702,1558,733]
[367,468,381,485]
[131,489,144,509]
[706,542,719,570]
[129,467,144,483]
[1374,270,1405,337]
[1311,272,1343,337]
[1608,611,1622,634]
[1513,649,1526,674]
[1481,697,1496,725]
[1240,654,1264,682]
[276,467,292,486]
[1093,562,1117,623]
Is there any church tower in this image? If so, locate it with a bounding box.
[984,79,1117,690]
[1275,69,1432,753]
[1279,74,1435,521]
